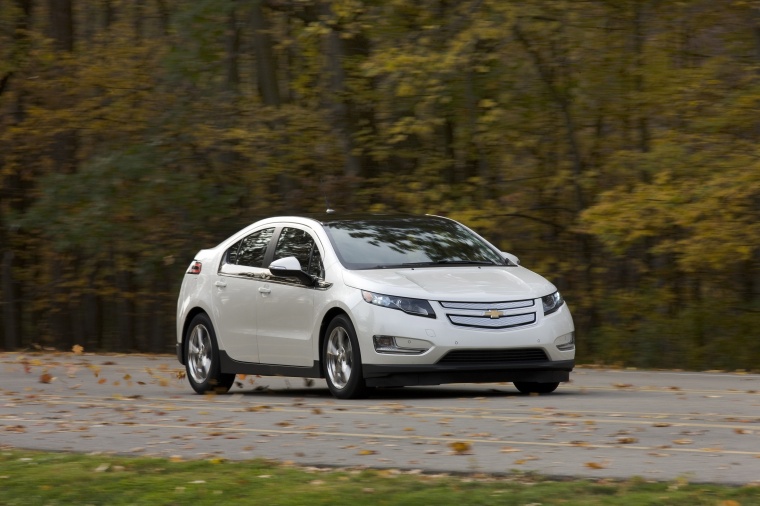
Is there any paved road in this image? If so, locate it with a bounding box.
[1,352,759,485]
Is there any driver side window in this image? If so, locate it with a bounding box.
[273,228,324,281]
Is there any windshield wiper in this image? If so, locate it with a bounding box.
[433,260,497,265]
[400,260,497,267]
[358,260,498,270]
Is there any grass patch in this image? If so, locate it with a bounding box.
[0,450,757,505]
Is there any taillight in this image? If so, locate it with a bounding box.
[187,261,202,274]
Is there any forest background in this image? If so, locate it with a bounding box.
[1,0,759,370]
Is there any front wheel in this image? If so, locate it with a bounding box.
[513,381,559,394]
[323,315,368,399]
[184,313,235,394]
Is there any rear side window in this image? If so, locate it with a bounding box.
[230,228,274,267]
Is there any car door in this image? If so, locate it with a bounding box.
[213,227,274,363]
[256,226,324,367]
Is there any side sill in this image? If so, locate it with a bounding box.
[219,350,322,378]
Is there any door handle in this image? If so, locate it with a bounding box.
[258,287,271,294]
[214,281,227,288]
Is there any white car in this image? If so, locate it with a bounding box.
[176,214,575,399]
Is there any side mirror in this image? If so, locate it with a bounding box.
[501,252,520,266]
[269,256,314,286]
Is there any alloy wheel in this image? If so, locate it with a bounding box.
[187,324,213,384]
[326,326,353,389]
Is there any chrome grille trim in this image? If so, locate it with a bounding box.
[439,300,534,311]
[447,312,536,329]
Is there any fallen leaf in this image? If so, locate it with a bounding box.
[652,422,672,427]
[585,461,607,469]
[617,437,638,444]
[358,449,377,456]
[39,373,54,384]
[448,441,472,454]
[672,438,693,445]
[97,378,107,385]
[72,345,84,355]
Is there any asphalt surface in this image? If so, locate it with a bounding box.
[1,352,759,485]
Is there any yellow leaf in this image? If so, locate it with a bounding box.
[358,449,377,456]
[585,461,607,469]
[448,441,471,454]
[72,345,84,355]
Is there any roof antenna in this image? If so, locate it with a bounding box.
[322,177,335,213]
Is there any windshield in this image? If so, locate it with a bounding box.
[323,217,504,270]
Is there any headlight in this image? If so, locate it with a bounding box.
[361,290,436,318]
[542,291,564,315]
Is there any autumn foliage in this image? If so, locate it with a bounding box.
[1,1,758,369]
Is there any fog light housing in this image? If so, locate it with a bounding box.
[554,332,575,351]
[373,335,430,354]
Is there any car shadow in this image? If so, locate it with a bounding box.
[232,384,576,400]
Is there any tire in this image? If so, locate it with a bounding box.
[513,381,560,395]
[184,313,235,394]
[323,315,368,399]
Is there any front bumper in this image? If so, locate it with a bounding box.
[362,359,574,387]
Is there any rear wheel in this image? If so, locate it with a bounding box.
[323,315,368,399]
[513,381,559,394]
[184,313,235,394]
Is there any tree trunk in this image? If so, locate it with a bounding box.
[251,0,281,107]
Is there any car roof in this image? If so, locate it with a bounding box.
[284,212,449,226]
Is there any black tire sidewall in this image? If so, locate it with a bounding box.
[513,381,559,394]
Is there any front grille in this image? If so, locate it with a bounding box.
[439,299,537,330]
[438,348,548,364]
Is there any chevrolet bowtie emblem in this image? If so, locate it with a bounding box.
[484,309,502,319]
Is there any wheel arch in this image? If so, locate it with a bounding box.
[318,307,352,378]
[180,307,210,364]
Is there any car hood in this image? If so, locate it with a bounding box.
[341,266,555,301]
